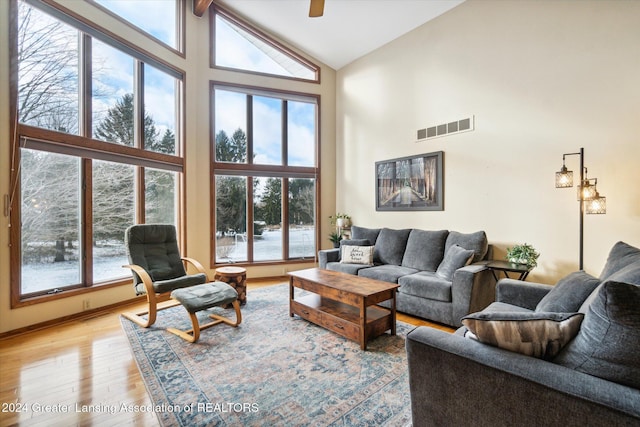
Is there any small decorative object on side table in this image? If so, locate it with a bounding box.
[214,266,247,306]
[488,243,540,281]
[486,260,532,281]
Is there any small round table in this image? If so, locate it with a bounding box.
[214,266,247,306]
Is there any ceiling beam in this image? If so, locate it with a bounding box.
[193,0,214,17]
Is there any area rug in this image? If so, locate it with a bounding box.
[121,283,414,426]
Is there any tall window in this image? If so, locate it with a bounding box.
[11,0,184,302]
[212,6,319,82]
[212,84,319,265]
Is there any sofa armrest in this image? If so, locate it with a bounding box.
[318,248,340,269]
[406,327,640,426]
[496,278,553,310]
[450,264,496,326]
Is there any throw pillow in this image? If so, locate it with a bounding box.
[351,226,382,246]
[462,311,584,360]
[435,244,474,280]
[374,228,412,266]
[553,281,640,389]
[401,229,449,272]
[341,245,374,265]
[599,241,640,281]
[444,230,488,263]
[535,271,601,313]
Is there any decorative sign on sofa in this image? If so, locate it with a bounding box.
[375,151,444,211]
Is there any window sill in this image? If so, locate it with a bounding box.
[12,278,132,309]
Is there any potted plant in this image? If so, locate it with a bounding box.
[329,213,351,228]
[329,231,343,248]
[506,243,540,268]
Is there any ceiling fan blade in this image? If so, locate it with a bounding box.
[309,0,325,17]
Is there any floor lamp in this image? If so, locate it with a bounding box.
[555,147,607,270]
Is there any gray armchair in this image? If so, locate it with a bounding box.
[406,241,640,426]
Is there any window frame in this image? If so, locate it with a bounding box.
[210,82,321,267]
[9,0,186,307]
[210,5,321,84]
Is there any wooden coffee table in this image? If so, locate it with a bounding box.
[289,268,399,350]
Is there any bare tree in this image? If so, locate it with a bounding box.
[18,3,79,133]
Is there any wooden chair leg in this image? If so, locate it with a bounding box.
[167,312,201,343]
[208,300,242,327]
[168,300,242,343]
[122,297,180,328]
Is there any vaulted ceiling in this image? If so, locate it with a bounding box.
[213,0,465,70]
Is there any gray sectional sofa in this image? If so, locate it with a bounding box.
[318,226,496,327]
[406,241,640,426]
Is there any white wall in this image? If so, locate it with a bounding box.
[336,0,640,283]
[0,0,336,333]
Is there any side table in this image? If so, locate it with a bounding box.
[486,260,532,281]
[214,266,247,306]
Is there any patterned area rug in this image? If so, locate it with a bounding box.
[121,283,414,426]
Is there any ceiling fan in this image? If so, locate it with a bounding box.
[309,0,325,17]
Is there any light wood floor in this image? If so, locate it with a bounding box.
[0,278,453,426]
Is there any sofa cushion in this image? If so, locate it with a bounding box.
[401,229,448,271]
[398,271,452,302]
[374,228,412,266]
[326,262,371,275]
[148,273,207,295]
[462,311,584,360]
[351,226,382,246]
[599,241,640,281]
[554,281,640,389]
[341,245,374,265]
[445,230,488,263]
[357,264,418,283]
[436,244,475,280]
[535,271,601,313]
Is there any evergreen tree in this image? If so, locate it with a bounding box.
[94,93,135,145]
[256,178,282,226]
[289,178,314,225]
[215,128,249,234]
[93,93,162,149]
[215,128,247,162]
[216,176,246,234]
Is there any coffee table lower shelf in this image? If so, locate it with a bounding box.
[291,294,393,349]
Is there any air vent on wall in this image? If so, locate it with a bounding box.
[416,115,474,142]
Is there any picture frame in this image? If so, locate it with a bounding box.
[375,151,444,211]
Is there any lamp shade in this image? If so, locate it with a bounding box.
[586,195,606,214]
[577,182,597,201]
[555,166,573,188]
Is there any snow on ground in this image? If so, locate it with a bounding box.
[22,228,316,294]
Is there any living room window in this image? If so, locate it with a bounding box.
[10,0,184,304]
[211,6,319,83]
[212,84,319,265]
[88,0,183,54]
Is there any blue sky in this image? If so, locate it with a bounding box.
[95,0,177,48]
[215,89,316,167]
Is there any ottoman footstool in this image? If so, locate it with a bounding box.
[168,282,242,343]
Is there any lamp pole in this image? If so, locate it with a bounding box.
[557,147,585,270]
[578,147,584,270]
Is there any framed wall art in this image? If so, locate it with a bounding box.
[375,151,444,211]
